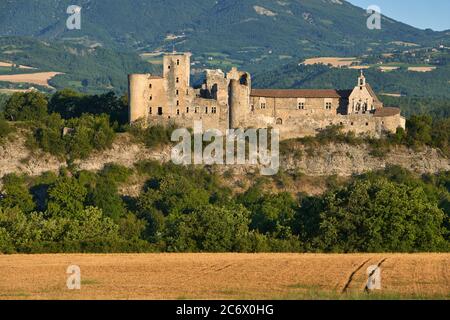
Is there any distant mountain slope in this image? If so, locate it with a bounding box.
[253,62,450,98]
[1,0,449,70]
[0,37,155,93]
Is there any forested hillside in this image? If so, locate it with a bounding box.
[0,0,448,69]
[0,37,155,93]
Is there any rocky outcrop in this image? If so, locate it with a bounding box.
[0,134,62,179]
[0,133,448,184]
[283,143,450,176]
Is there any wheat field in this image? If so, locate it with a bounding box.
[302,57,360,68]
[0,253,448,300]
[0,72,62,88]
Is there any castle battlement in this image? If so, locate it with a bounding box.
[128,53,405,139]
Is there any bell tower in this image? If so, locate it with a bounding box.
[358,69,366,88]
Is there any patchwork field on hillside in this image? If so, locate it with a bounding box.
[0,254,448,300]
[0,72,62,88]
[302,57,360,68]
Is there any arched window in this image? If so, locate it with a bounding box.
[276,118,283,125]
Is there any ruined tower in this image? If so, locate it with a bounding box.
[128,74,150,123]
[227,67,252,129]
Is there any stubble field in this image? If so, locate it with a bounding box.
[0,253,448,300]
[0,72,62,87]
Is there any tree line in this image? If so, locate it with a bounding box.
[0,163,448,254]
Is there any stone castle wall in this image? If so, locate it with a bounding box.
[129,52,406,140]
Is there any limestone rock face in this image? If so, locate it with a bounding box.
[0,133,449,188]
[0,134,61,179]
[282,144,450,176]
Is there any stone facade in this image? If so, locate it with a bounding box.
[129,53,406,139]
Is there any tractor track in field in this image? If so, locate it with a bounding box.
[342,258,372,293]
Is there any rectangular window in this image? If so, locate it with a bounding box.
[186,107,189,114]
[176,100,180,106]
[325,102,332,110]
[195,107,199,114]
[149,107,152,115]
[261,103,266,109]
[298,102,305,110]
[205,107,208,114]
[212,107,217,114]
[176,77,179,83]
[149,84,152,89]
[176,90,179,96]
[158,107,163,116]
[150,95,153,101]
[177,109,180,115]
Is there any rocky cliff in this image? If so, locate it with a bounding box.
[1,133,449,184]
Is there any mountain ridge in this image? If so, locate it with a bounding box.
[1,0,448,65]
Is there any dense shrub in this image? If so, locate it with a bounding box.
[30,113,116,160]
[128,123,179,148]
[0,174,35,213]
[303,178,448,252]
[3,91,48,121]
[49,89,128,126]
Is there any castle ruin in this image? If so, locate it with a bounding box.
[129,52,405,139]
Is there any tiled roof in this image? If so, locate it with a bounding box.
[374,107,401,117]
[251,89,352,99]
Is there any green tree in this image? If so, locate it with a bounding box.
[62,207,119,242]
[238,185,297,239]
[4,91,48,121]
[0,207,45,251]
[406,115,433,146]
[46,177,88,218]
[32,113,66,156]
[164,204,250,252]
[316,179,448,252]
[250,193,297,239]
[88,179,127,221]
[48,89,84,119]
[0,174,35,213]
[49,89,128,125]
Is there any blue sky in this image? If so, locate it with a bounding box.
[348,0,450,31]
